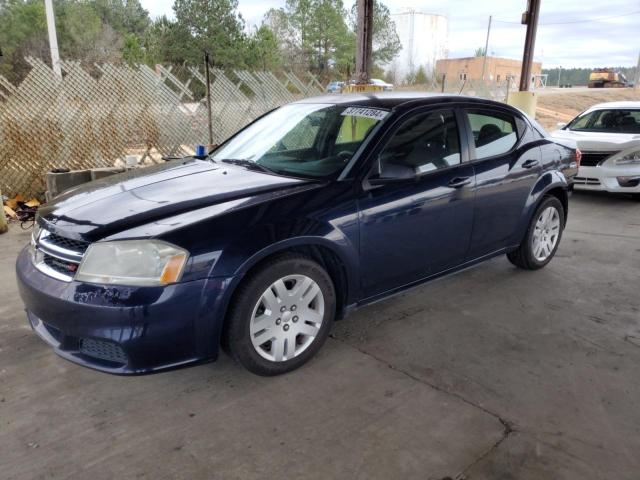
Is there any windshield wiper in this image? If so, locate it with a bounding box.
[218,158,279,175]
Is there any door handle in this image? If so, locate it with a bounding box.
[448,176,472,188]
[522,159,539,169]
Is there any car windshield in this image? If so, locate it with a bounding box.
[212,103,388,178]
[566,109,640,134]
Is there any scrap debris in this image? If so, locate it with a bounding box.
[2,194,40,228]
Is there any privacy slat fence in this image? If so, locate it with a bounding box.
[0,58,323,198]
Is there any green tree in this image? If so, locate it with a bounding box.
[412,65,428,84]
[370,0,401,64]
[172,0,246,67]
[474,47,486,57]
[143,14,193,65]
[307,0,353,72]
[347,0,401,71]
[245,25,282,70]
[0,0,48,82]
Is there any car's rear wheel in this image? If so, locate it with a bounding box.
[507,195,565,270]
[223,254,336,376]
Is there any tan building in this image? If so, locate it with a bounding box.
[435,56,542,87]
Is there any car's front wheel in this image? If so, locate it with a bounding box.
[223,254,336,376]
[507,195,565,270]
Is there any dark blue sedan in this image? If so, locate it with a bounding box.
[17,93,579,376]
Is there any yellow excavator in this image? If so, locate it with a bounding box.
[588,68,630,88]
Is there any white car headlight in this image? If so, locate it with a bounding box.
[75,240,188,286]
[614,151,640,165]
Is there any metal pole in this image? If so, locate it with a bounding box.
[558,65,562,87]
[355,0,374,84]
[519,0,541,92]
[44,0,62,78]
[481,15,492,81]
[634,51,640,90]
[204,52,214,147]
[441,73,446,93]
[0,188,8,234]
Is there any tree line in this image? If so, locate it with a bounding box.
[542,67,638,86]
[0,0,402,84]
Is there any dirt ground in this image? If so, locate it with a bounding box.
[1,190,640,479]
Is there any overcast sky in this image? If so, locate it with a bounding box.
[140,0,640,68]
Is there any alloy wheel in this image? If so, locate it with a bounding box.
[532,206,561,262]
[249,274,325,362]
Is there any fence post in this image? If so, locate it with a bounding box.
[204,52,214,147]
[0,188,8,234]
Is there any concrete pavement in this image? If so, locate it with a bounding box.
[1,191,639,479]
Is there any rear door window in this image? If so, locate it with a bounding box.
[467,111,518,159]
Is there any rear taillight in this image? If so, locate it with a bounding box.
[575,148,582,167]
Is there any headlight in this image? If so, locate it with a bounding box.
[75,240,188,286]
[614,151,640,165]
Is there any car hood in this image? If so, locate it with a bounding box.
[38,158,314,240]
[550,129,640,152]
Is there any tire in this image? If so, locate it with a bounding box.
[507,195,565,270]
[223,254,336,376]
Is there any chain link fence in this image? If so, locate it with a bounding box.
[0,57,515,198]
[0,58,324,197]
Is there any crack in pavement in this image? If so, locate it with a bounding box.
[329,335,516,478]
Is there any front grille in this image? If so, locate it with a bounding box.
[580,151,616,167]
[44,232,90,254]
[43,253,79,276]
[79,338,127,365]
[34,228,88,281]
[574,176,601,185]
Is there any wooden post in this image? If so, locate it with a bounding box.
[634,50,640,90]
[519,0,541,92]
[204,51,214,147]
[0,188,8,234]
[355,0,374,84]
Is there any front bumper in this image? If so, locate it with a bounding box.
[16,246,233,374]
[574,165,640,193]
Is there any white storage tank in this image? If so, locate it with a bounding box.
[386,10,449,83]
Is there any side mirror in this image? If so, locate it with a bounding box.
[556,122,567,129]
[365,162,416,190]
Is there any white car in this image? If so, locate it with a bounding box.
[551,101,640,195]
[371,78,394,91]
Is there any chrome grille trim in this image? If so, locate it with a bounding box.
[38,230,85,263]
[33,228,86,282]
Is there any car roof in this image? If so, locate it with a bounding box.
[586,101,640,112]
[293,92,507,110]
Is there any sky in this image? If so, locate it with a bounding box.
[139,0,640,68]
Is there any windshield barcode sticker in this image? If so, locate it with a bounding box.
[341,107,388,121]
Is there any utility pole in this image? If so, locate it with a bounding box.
[44,0,62,78]
[519,0,541,92]
[558,65,562,87]
[481,15,492,81]
[634,51,640,90]
[355,0,374,84]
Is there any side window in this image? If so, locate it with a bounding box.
[378,110,461,176]
[336,115,378,145]
[468,111,518,159]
